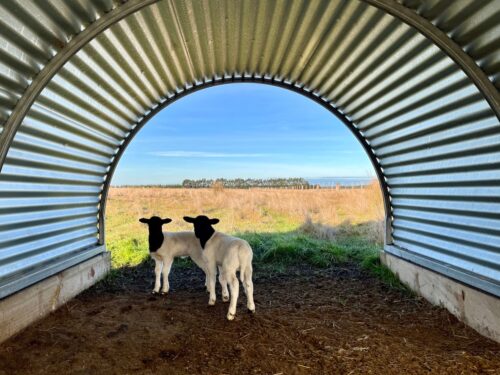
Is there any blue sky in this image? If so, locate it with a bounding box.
[112,84,375,185]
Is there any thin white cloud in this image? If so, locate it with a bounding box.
[135,134,347,144]
[151,151,270,158]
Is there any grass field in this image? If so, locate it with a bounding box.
[104,181,403,288]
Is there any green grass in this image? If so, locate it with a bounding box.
[107,237,149,268]
[239,232,348,267]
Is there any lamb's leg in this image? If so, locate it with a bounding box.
[208,263,217,306]
[226,271,239,320]
[161,257,173,294]
[190,252,210,293]
[245,266,255,313]
[218,265,229,302]
[153,258,163,294]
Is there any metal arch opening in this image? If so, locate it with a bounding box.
[98,76,392,247]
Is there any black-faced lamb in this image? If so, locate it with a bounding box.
[184,215,255,320]
[139,216,208,295]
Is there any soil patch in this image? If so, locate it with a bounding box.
[0,264,498,374]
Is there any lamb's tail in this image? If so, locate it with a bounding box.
[240,263,253,285]
[240,263,252,282]
[239,242,253,283]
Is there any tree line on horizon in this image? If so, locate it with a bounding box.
[182,177,311,189]
[113,178,313,189]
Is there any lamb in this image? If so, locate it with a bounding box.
[139,216,209,295]
[184,215,255,320]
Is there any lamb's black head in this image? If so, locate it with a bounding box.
[139,216,172,228]
[139,216,172,252]
[183,215,219,249]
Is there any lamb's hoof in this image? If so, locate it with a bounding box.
[248,308,256,314]
[161,291,168,296]
[208,299,216,306]
[227,312,235,321]
[222,295,229,302]
[151,290,159,295]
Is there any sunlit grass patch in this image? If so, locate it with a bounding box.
[107,237,148,268]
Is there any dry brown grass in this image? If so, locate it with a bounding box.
[106,180,384,245]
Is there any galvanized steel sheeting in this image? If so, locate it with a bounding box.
[0,0,499,299]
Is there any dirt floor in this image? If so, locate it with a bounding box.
[0,263,499,375]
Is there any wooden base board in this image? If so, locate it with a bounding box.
[381,251,500,343]
[0,252,110,344]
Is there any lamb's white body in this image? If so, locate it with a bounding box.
[203,231,255,320]
[150,231,207,294]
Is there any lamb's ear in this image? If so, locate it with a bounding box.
[209,218,220,225]
[139,218,149,224]
[162,218,172,224]
[183,216,195,223]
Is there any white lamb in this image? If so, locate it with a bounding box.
[139,216,209,295]
[184,215,255,320]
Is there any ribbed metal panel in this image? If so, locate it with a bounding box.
[400,0,500,88]
[0,0,122,298]
[0,0,499,298]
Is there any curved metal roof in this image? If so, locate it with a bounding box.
[0,0,499,298]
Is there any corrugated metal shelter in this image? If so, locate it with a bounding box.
[0,0,499,301]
